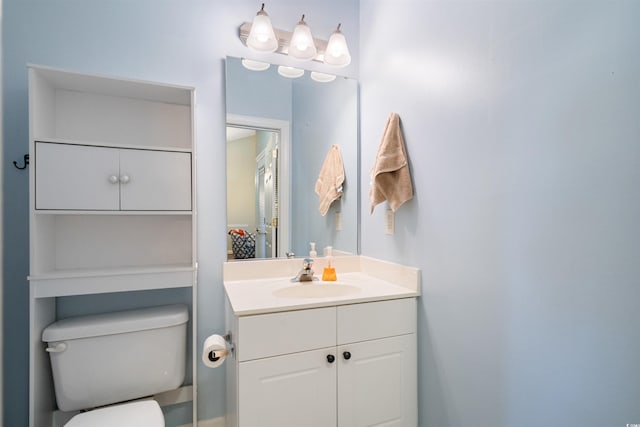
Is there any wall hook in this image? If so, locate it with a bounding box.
[13,154,29,170]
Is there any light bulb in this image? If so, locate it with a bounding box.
[310,72,336,83]
[277,66,304,78]
[296,40,309,51]
[324,24,351,67]
[246,4,278,53]
[288,15,317,61]
[329,42,344,57]
[241,59,271,71]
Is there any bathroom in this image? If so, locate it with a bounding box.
[2,0,640,426]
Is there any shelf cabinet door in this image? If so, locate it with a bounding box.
[338,334,417,427]
[36,143,192,211]
[238,348,337,427]
[35,142,120,210]
[119,149,191,211]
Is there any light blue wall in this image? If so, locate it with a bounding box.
[360,1,640,426]
[1,0,359,425]
[225,56,293,121]
[291,76,359,255]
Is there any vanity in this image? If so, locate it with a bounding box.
[222,55,414,426]
[223,256,420,427]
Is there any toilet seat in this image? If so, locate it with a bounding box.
[64,400,164,427]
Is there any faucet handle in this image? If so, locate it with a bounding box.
[302,258,314,269]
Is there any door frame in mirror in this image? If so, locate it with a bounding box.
[226,114,291,258]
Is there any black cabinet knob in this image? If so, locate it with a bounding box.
[343,351,352,360]
[327,354,335,363]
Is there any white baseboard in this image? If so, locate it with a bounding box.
[178,416,225,427]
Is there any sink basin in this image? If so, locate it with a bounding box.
[273,283,361,299]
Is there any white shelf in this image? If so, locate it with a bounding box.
[29,65,193,151]
[28,64,193,105]
[29,265,196,298]
[34,210,193,215]
[30,214,193,276]
[32,137,193,153]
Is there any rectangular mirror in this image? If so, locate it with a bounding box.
[225,56,359,260]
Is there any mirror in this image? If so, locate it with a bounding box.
[225,56,359,260]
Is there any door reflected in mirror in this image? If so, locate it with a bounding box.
[225,56,359,260]
[226,125,280,260]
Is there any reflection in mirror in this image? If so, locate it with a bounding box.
[225,56,359,260]
[226,121,285,260]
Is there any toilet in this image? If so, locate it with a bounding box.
[42,304,189,426]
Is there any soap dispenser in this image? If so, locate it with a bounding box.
[309,242,317,258]
[322,246,337,281]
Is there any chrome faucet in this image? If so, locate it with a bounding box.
[291,258,316,282]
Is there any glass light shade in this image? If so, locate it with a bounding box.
[246,5,278,52]
[310,72,336,83]
[288,16,317,60]
[277,66,304,78]
[241,58,271,71]
[324,25,351,67]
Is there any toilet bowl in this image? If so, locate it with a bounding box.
[64,400,164,427]
[42,304,188,426]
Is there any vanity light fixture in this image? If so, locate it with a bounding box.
[310,71,336,83]
[277,65,304,79]
[239,7,351,67]
[246,3,278,52]
[324,24,351,67]
[288,15,317,61]
[241,58,271,71]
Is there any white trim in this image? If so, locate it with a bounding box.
[226,114,291,258]
[190,88,198,427]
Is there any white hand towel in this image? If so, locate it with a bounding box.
[370,112,413,213]
[315,144,345,216]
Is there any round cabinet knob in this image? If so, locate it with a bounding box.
[119,174,130,184]
[343,351,352,360]
[326,354,335,363]
[108,175,119,184]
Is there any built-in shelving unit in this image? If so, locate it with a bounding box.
[27,64,197,427]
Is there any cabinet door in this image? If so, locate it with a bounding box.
[119,149,191,211]
[35,142,120,210]
[239,348,337,427]
[338,334,417,427]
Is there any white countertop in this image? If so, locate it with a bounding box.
[223,256,420,316]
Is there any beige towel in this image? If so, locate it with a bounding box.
[370,113,413,213]
[315,144,345,216]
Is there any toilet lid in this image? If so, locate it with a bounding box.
[65,400,164,427]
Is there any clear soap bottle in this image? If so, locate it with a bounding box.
[309,242,317,258]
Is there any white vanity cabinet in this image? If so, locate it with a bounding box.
[35,142,191,211]
[336,299,418,426]
[28,65,197,427]
[226,298,417,427]
[238,347,338,427]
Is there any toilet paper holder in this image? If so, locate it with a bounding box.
[207,333,234,363]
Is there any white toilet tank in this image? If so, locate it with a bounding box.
[42,304,189,412]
